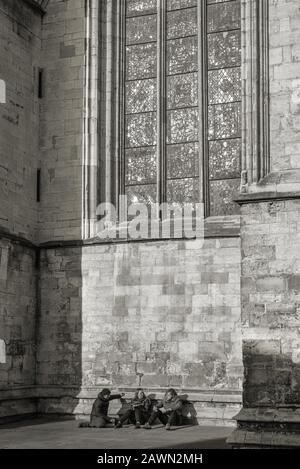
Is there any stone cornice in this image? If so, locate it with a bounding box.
[228,407,300,448]
[236,191,300,206]
[236,169,300,204]
[0,229,37,249]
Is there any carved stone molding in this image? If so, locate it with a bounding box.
[82,0,99,239]
[23,0,48,15]
[241,0,270,192]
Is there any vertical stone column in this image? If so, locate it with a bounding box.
[229,0,300,448]
[85,0,123,232]
[83,0,100,239]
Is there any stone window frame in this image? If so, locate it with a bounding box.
[82,0,270,239]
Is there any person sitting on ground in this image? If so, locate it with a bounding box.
[115,388,152,429]
[79,388,125,428]
[144,388,187,431]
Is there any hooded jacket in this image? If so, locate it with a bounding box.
[131,392,151,411]
[156,393,188,413]
[91,389,122,418]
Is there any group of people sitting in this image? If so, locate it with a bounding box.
[80,387,188,431]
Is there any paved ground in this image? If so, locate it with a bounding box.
[0,418,232,449]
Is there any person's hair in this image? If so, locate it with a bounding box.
[134,388,145,400]
[165,388,177,399]
[100,388,111,397]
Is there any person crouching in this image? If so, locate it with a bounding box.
[79,388,125,428]
[115,389,151,429]
[144,388,185,431]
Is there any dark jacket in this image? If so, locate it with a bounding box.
[156,394,188,413]
[131,395,151,412]
[91,392,122,418]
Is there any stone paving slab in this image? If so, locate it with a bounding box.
[0,418,231,449]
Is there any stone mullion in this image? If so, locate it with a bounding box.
[257,0,270,181]
[240,0,249,190]
[157,0,167,214]
[105,0,113,207]
[114,0,126,217]
[199,0,209,216]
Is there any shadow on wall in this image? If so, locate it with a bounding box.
[0,241,38,420]
[181,401,198,426]
[243,342,300,407]
[0,242,83,421]
[36,247,83,417]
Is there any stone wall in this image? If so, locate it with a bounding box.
[229,198,300,446]
[269,0,300,172]
[37,238,243,425]
[37,245,82,389]
[0,239,37,418]
[39,0,86,243]
[240,199,300,407]
[0,0,41,241]
[0,0,41,420]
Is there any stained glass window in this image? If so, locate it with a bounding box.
[206,0,241,216]
[122,0,241,216]
[125,1,158,206]
[166,0,199,205]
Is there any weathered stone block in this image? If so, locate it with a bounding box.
[141,374,169,388]
[256,276,287,292]
[288,275,300,291]
[201,272,229,284]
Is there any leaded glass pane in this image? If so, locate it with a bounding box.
[209,139,241,179]
[167,36,198,75]
[125,147,157,185]
[208,68,241,104]
[167,8,197,39]
[167,108,199,144]
[209,179,240,216]
[126,43,157,80]
[126,79,157,114]
[126,113,157,148]
[208,102,241,140]
[126,184,157,205]
[167,0,197,10]
[167,73,198,109]
[126,15,157,45]
[167,178,199,204]
[167,143,199,179]
[207,1,241,33]
[208,31,241,70]
[206,0,241,216]
[126,0,157,17]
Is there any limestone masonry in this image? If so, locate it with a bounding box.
[0,0,300,448]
